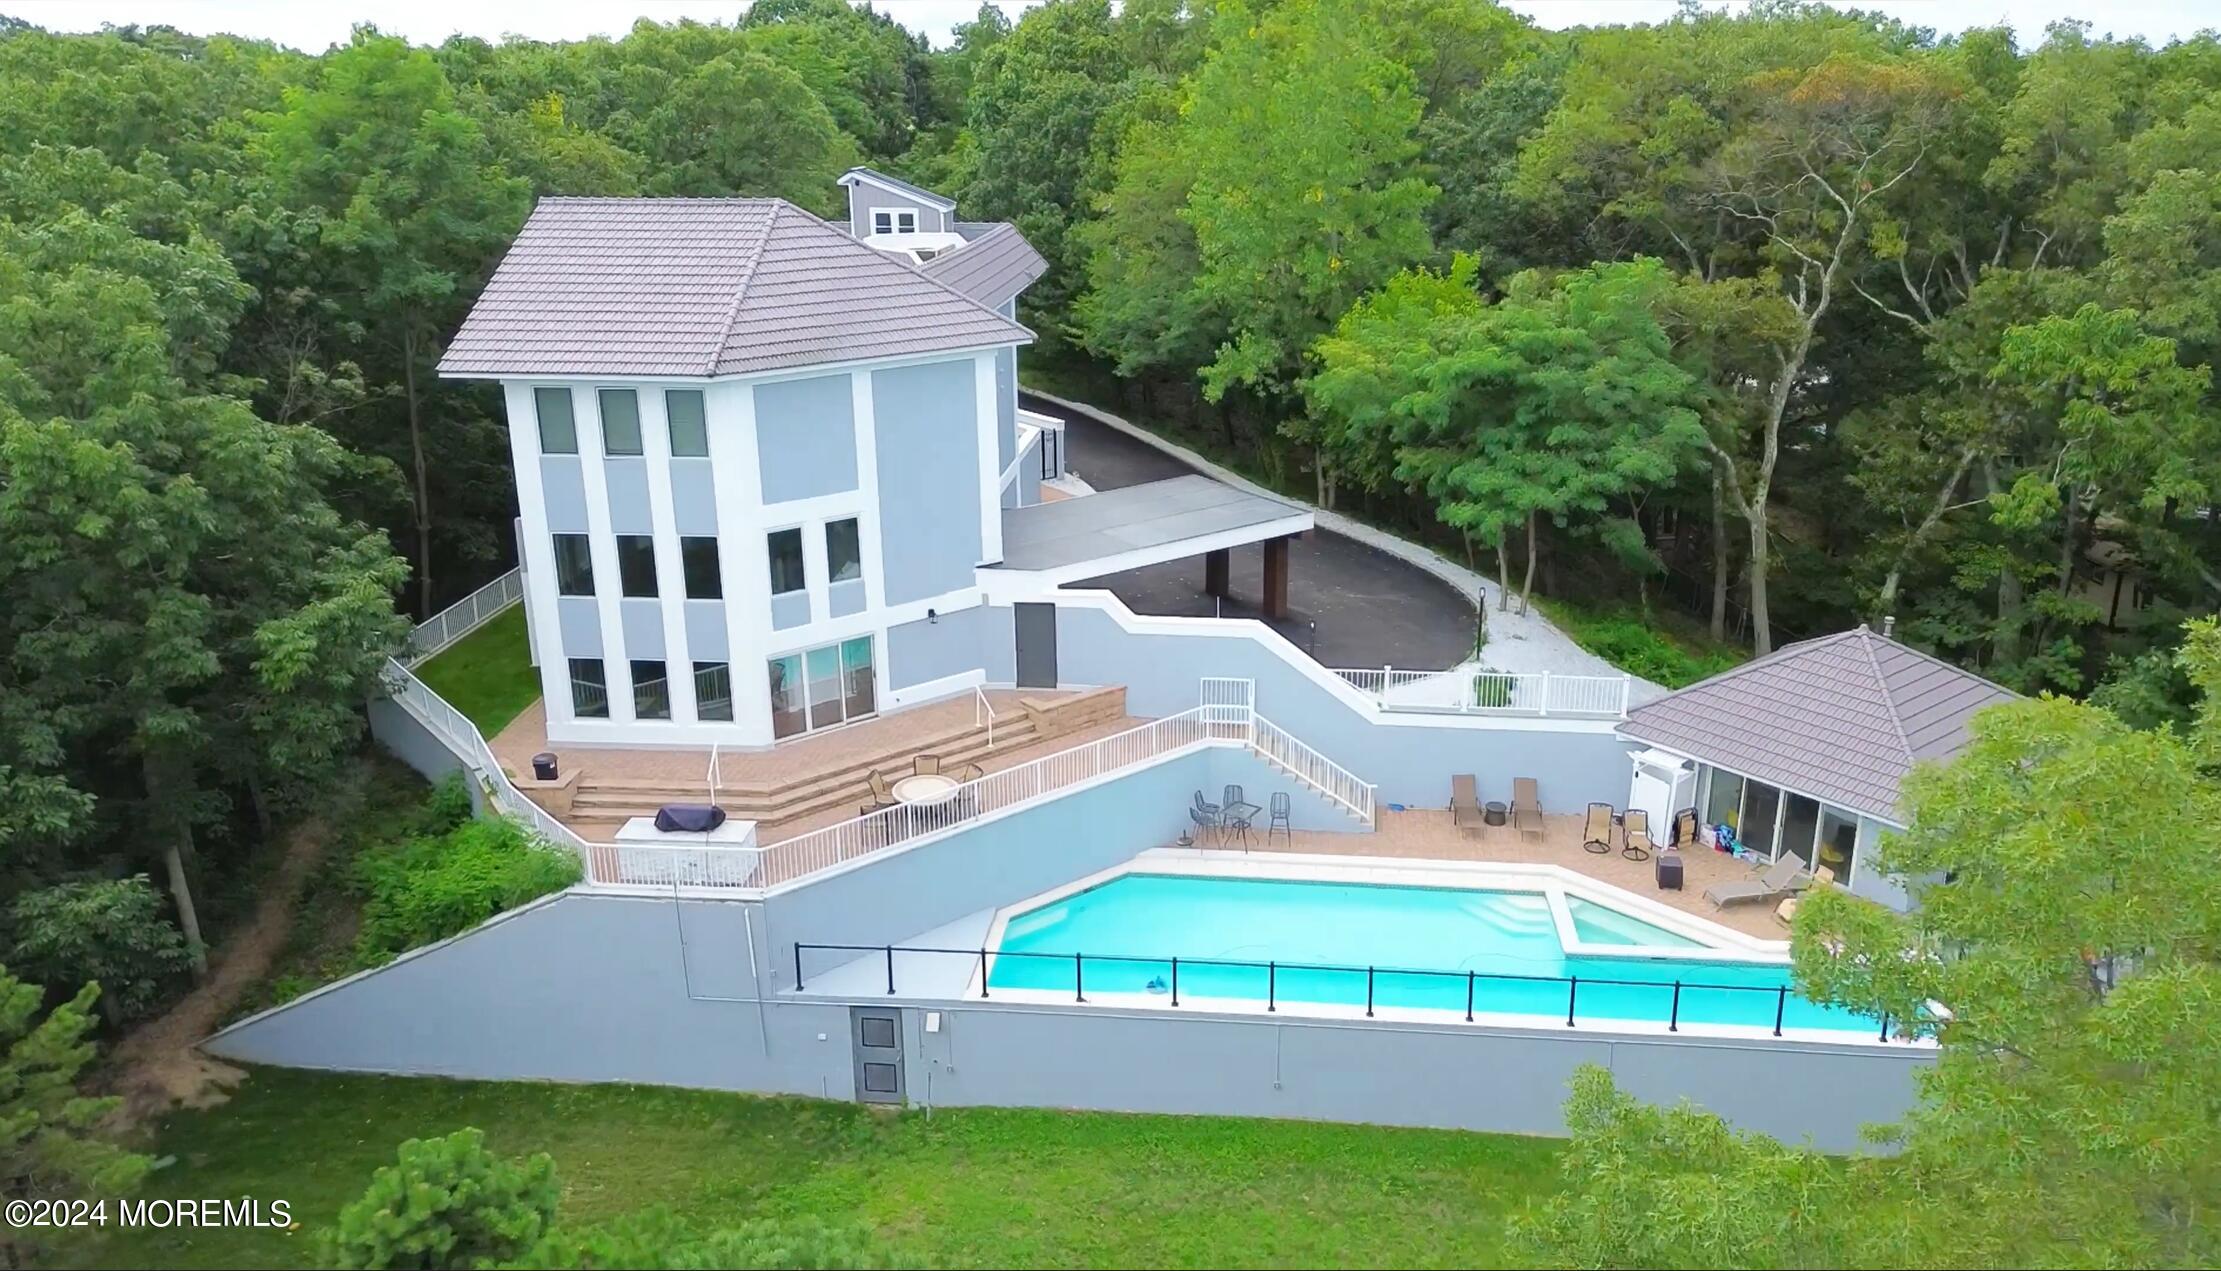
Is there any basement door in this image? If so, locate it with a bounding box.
[1014,602,1058,689]
[850,1008,905,1105]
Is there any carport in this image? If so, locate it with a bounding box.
[983,474,1314,617]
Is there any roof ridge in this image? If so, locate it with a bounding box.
[785,207,1038,337]
[1855,627,1916,763]
[704,200,784,376]
[1623,626,1859,717]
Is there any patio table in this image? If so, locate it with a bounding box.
[892,774,961,806]
[1223,800,1263,826]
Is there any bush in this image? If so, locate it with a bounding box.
[7,876,193,1025]
[501,1211,914,1270]
[320,1128,556,1270]
[354,816,581,962]
[1534,602,1746,689]
[418,772,475,836]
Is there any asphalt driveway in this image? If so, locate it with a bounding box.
[1022,392,1479,670]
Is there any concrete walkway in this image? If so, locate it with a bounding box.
[1023,388,1666,703]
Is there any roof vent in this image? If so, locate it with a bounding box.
[1881,615,1896,638]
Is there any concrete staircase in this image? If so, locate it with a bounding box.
[559,687,1129,837]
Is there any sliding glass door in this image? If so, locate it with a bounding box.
[1698,764,1865,885]
[766,636,877,739]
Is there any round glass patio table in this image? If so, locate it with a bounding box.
[892,774,962,806]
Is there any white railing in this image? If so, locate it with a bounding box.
[974,686,998,748]
[1252,715,1376,823]
[406,568,525,665]
[751,707,1236,889]
[1333,665,1632,718]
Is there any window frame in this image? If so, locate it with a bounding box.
[869,207,918,235]
[568,657,608,718]
[631,658,671,720]
[665,388,708,458]
[614,534,659,599]
[680,535,722,600]
[534,386,578,455]
[598,387,643,457]
[552,533,595,597]
[825,517,862,584]
[766,526,806,596]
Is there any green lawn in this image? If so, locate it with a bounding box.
[58,1068,1565,1269]
[413,602,542,735]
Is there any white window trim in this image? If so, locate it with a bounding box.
[765,523,808,598]
[869,207,919,235]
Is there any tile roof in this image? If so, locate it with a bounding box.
[837,166,956,211]
[1617,626,2018,822]
[439,197,1031,380]
[919,222,1050,310]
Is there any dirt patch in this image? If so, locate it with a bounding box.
[101,816,334,1127]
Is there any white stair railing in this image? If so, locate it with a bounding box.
[406,568,524,665]
[1334,664,1633,719]
[1251,715,1376,824]
[973,686,997,747]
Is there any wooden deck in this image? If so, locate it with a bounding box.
[1252,809,1793,940]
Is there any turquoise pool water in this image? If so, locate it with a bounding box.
[991,874,1872,1033]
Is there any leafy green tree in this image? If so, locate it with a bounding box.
[0,966,151,1265]
[7,877,192,1027]
[321,1128,557,1270]
[254,29,530,617]
[637,50,858,206]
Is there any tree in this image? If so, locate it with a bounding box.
[1524,621,2221,1267]
[254,29,530,617]
[321,1128,558,1270]
[0,967,151,1268]
[638,51,859,207]
[7,877,192,1027]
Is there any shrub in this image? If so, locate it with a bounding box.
[354,816,581,962]
[418,771,476,836]
[502,1211,913,1270]
[1540,605,1745,689]
[7,876,193,1025]
[320,1128,556,1270]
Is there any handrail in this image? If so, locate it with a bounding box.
[792,941,1896,1042]
[973,685,997,748]
[407,568,525,665]
[1253,715,1375,824]
[1331,664,1632,719]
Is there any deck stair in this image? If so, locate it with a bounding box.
[544,687,1128,836]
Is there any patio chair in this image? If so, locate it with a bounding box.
[914,754,942,777]
[1511,777,1544,840]
[1222,784,1245,813]
[859,770,897,816]
[1671,806,1700,848]
[1451,774,1485,836]
[1268,792,1292,843]
[1582,802,1616,854]
[1622,809,1654,861]
[952,761,983,783]
[1187,805,1219,846]
[1704,853,1811,909]
[1192,789,1221,825]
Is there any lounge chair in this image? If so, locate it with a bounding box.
[1581,802,1615,854]
[1671,807,1700,848]
[1511,777,1544,840]
[1451,774,1485,836]
[1704,854,1811,909]
[1622,809,1654,861]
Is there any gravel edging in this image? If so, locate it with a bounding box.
[1022,385,1668,702]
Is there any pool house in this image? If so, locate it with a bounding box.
[1618,624,2016,909]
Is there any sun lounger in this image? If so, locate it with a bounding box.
[1704,853,1810,908]
[1582,802,1615,854]
[1451,774,1485,835]
[1511,777,1544,840]
[1622,809,1654,861]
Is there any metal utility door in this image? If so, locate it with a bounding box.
[1014,602,1058,689]
[850,1008,905,1105]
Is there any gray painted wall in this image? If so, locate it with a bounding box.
[770,591,811,631]
[885,602,1004,690]
[828,578,866,619]
[604,458,652,534]
[540,457,587,532]
[367,698,475,806]
[684,600,728,661]
[669,461,717,536]
[558,597,602,657]
[754,375,859,504]
[872,360,982,605]
[620,598,664,659]
[847,183,950,237]
[1053,606,1630,812]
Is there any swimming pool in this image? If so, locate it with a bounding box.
[989,873,1872,1034]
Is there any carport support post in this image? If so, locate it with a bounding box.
[1204,548,1230,600]
[1262,535,1292,619]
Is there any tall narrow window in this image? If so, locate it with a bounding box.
[665,389,707,457]
[615,535,658,598]
[599,388,642,456]
[535,387,577,454]
[767,528,805,595]
[840,636,876,721]
[826,517,861,583]
[767,654,805,739]
[632,659,670,720]
[569,658,607,718]
[694,661,732,721]
[681,536,722,599]
[552,533,594,596]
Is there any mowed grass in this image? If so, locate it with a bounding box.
[412,603,542,735]
[59,1068,1566,1270]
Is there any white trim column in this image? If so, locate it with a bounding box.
[709,380,775,744]
[575,386,634,723]
[503,381,571,728]
[639,387,697,722]
[974,352,1003,564]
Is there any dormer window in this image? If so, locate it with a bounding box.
[870,208,918,235]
